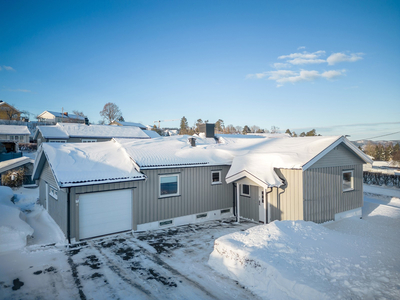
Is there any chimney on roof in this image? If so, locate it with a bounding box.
[188,137,196,147]
[84,117,89,125]
[63,112,68,116]
[199,123,215,138]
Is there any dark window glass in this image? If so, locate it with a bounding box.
[242,184,250,196]
[160,176,178,195]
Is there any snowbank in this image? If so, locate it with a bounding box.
[0,187,34,253]
[208,219,400,299]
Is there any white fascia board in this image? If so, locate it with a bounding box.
[302,136,372,171]
[225,170,278,189]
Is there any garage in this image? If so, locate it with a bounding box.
[78,189,133,240]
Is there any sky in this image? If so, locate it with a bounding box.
[1,0,399,141]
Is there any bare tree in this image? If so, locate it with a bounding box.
[1,103,20,120]
[73,110,87,118]
[271,125,280,134]
[235,125,242,133]
[250,125,260,133]
[99,102,122,124]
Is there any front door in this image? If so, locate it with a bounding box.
[259,188,265,223]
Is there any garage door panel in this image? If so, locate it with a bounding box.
[79,189,132,239]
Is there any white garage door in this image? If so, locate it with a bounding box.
[79,189,132,239]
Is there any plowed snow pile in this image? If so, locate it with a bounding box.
[209,208,400,300]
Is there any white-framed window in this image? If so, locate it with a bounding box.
[342,170,354,192]
[211,170,221,185]
[159,174,180,197]
[49,186,58,199]
[49,140,67,143]
[82,139,97,143]
[241,184,250,197]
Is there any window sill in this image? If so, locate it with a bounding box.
[240,194,251,198]
[343,189,354,193]
[158,194,181,199]
[211,182,222,185]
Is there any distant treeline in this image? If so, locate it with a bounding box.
[364,142,400,162]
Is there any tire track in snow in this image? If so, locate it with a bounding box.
[89,241,153,298]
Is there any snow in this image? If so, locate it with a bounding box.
[0,186,399,299]
[208,186,400,300]
[0,187,34,253]
[142,129,161,138]
[0,125,30,135]
[37,141,146,187]
[0,157,33,174]
[36,123,150,139]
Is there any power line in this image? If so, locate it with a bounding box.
[362,130,400,140]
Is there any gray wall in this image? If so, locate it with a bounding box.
[239,185,259,222]
[303,164,363,223]
[133,165,233,225]
[311,143,365,168]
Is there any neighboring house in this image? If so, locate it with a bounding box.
[109,120,147,130]
[0,101,21,121]
[32,125,371,242]
[0,156,34,185]
[34,123,152,146]
[0,125,30,143]
[37,111,86,124]
[0,141,21,162]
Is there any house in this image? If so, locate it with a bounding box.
[109,120,147,130]
[0,125,30,144]
[37,111,86,124]
[33,123,153,146]
[0,101,21,121]
[0,156,34,185]
[32,125,372,242]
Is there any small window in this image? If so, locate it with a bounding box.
[49,140,67,143]
[196,213,207,219]
[159,220,173,226]
[159,174,179,197]
[82,139,97,143]
[343,170,354,192]
[241,184,250,197]
[211,171,221,184]
[221,208,230,214]
[49,186,58,199]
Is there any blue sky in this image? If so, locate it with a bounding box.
[1,0,399,140]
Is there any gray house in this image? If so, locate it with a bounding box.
[0,125,30,143]
[34,123,152,146]
[32,128,371,242]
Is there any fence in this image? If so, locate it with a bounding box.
[363,171,400,188]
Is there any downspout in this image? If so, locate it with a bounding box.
[233,183,236,217]
[265,187,273,223]
[67,187,71,244]
[277,179,287,221]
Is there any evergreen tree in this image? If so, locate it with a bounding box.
[215,119,224,132]
[300,132,306,137]
[242,125,251,135]
[285,129,292,136]
[151,125,163,135]
[195,119,203,133]
[306,129,317,136]
[292,131,298,137]
[179,116,189,135]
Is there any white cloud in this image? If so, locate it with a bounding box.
[297,46,306,50]
[263,69,345,87]
[272,62,290,69]
[326,53,363,65]
[278,50,325,60]
[2,65,15,71]
[287,58,326,65]
[246,72,268,79]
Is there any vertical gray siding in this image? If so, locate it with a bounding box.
[270,169,303,222]
[134,166,233,225]
[311,143,365,168]
[41,161,58,188]
[303,164,363,223]
[48,189,68,235]
[239,185,259,222]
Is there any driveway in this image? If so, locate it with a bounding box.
[0,218,260,300]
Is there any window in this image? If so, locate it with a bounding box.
[49,140,67,143]
[196,213,207,219]
[49,186,58,199]
[159,220,173,227]
[211,171,221,185]
[241,184,250,197]
[221,208,230,214]
[82,139,97,143]
[342,170,354,192]
[159,174,179,197]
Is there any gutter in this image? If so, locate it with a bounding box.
[67,187,71,244]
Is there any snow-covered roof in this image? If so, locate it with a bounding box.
[111,121,146,128]
[116,134,372,188]
[142,130,161,138]
[0,125,30,135]
[35,123,150,139]
[39,111,85,121]
[33,141,146,187]
[0,156,33,174]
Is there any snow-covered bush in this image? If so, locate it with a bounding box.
[1,167,25,187]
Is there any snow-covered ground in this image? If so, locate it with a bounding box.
[209,185,400,300]
[0,185,399,299]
